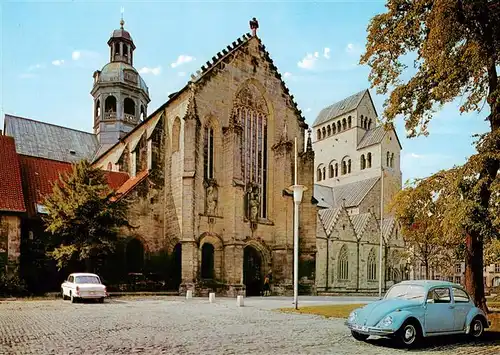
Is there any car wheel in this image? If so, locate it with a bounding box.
[70,292,76,303]
[351,330,369,341]
[98,298,104,303]
[397,320,421,348]
[469,317,485,339]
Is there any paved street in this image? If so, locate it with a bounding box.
[0,296,498,354]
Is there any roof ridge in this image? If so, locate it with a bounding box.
[5,114,95,136]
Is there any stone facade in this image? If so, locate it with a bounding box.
[312,89,406,294]
[94,32,317,296]
[0,215,21,274]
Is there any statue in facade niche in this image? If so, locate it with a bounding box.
[205,179,218,216]
[247,184,260,223]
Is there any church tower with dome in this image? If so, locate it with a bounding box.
[91,18,150,150]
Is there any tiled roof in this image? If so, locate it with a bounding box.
[0,136,26,212]
[381,216,396,241]
[314,184,335,208]
[4,115,100,163]
[314,177,380,209]
[318,208,341,236]
[19,156,129,216]
[313,90,367,127]
[113,170,149,200]
[350,213,371,239]
[357,123,403,150]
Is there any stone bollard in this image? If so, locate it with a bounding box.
[209,292,216,303]
[186,290,193,300]
[236,295,244,307]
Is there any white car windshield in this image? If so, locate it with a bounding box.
[75,276,101,284]
[385,284,425,301]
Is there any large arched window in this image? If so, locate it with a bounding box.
[201,243,214,279]
[124,98,135,117]
[368,248,377,281]
[172,117,181,153]
[235,84,268,218]
[338,245,349,280]
[360,154,366,170]
[204,125,215,180]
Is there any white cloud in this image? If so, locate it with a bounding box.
[297,53,319,69]
[346,43,362,55]
[28,64,43,71]
[72,51,81,60]
[52,59,65,66]
[410,153,423,159]
[171,55,195,68]
[283,72,292,78]
[19,73,36,79]
[323,47,331,59]
[305,108,312,112]
[178,71,186,77]
[138,66,162,75]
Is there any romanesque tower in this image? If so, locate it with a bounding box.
[91,18,150,151]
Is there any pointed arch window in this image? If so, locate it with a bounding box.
[338,245,349,280]
[235,84,268,218]
[204,125,215,180]
[368,248,377,281]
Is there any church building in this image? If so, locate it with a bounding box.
[1,18,317,297]
[311,90,408,293]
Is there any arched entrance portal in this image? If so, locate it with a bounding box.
[126,238,145,273]
[243,246,262,296]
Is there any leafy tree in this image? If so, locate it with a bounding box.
[361,0,499,312]
[43,160,131,273]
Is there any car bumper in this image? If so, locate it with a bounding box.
[76,292,107,299]
[345,322,395,336]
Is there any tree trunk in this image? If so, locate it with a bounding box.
[465,232,488,313]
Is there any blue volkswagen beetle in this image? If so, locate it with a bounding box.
[345,280,490,347]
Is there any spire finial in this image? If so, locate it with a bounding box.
[120,7,125,28]
[307,128,313,152]
[249,17,259,37]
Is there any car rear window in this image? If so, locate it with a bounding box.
[75,276,100,284]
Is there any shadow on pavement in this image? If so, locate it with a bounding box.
[367,331,500,351]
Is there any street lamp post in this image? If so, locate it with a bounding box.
[288,137,307,310]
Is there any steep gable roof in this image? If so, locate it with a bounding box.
[318,208,341,236]
[4,115,100,163]
[357,123,403,150]
[313,89,368,128]
[350,212,371,240]
[95,32,308,162]
[0,135,26,212]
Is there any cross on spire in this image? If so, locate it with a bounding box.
[120,7,125,28]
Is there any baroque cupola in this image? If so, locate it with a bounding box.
[90,18,150,150]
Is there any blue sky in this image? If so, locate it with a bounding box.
[0,0,491,183]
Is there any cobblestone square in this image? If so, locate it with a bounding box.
[0,296,498,354]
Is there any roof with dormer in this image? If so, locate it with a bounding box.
[313,89,371,128]
[3,115,100,163]
[314,176,380,209]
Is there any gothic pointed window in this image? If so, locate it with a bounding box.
[204,125,215,180]
[368,248,377,281]
[234,84,268,218]
[338,245,349,280]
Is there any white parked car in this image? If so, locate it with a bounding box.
[61,273,107,303]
